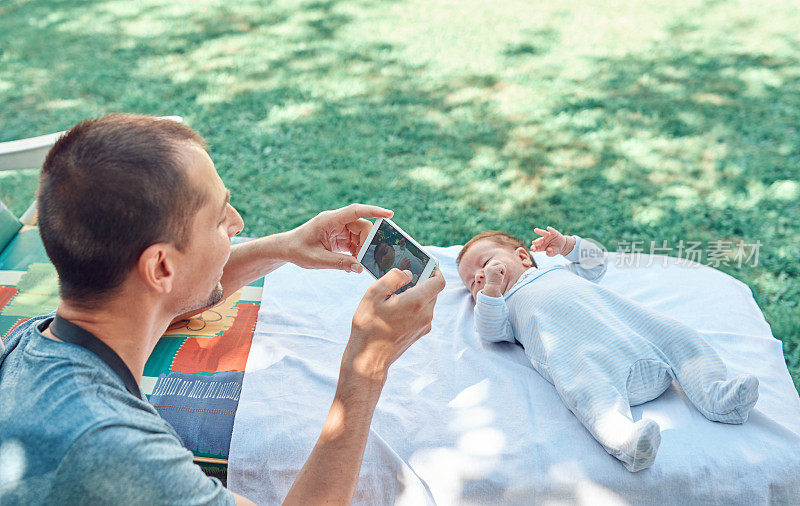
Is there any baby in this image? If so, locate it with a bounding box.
[457,227,759,472]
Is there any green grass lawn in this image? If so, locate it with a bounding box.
[1,0,798,390]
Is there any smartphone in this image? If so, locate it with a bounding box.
[356,218,438,293]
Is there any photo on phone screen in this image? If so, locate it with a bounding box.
[360,220,432,293]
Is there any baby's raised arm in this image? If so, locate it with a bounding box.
[532,226,576,257]
[532,227,607,282]
[474,260,516,344]
[482,260,506,297]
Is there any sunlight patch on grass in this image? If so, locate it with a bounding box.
[496,181,541,217]
[632,206,664,226]
[662,185,700,211]
[1,0,798,390]
[446,87,487,107]
[693,92,733,106]
[265,102,319,125]
[409,166,449,191]
[739,67,784,96]
[42,98,86,111]
[489,82,541,119]
[768,180,799,202]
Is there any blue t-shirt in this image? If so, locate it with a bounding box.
[0,314,235,505]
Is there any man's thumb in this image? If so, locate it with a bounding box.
[321,251,362,273]
[378,268,413,295]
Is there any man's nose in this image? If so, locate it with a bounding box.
[228,205,245,237]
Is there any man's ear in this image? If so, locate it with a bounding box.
[137,243,175,294]
[516,246,533,267]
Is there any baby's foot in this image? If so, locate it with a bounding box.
[706,374,759,424]
[619,418,661,472]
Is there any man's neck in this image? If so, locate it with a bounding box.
[43,298,172,385]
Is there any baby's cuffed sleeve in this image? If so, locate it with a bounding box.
[475,290,516,344]
[564,235,608,283]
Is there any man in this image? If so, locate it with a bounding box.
[0,114,445,504]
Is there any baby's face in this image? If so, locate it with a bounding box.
[374,242,395,271]
[458,239,533,300]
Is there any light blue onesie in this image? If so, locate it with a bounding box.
[474,237,759,471]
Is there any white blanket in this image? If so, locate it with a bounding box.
[228,247,800,505]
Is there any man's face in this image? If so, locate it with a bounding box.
[172,142,244,314]
[458,239,532,301]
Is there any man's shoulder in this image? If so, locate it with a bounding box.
[13,401,232,505]
[47,417,234,505]
[1,313,157,419]
[0,315,221,504]
[0,313,51,359]
[0,313,175,479]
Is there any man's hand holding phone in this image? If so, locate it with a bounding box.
[285,265,444,506]
[283,203,394,273]
[356,218,438,293]
[345,267,446,385]
[281,206,444,506]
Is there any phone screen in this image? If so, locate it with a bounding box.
[361,220,431,293]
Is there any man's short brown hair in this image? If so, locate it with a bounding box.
[38,113,208,306]
[456,231,536,267]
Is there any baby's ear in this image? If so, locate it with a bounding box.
[516,246,533,267]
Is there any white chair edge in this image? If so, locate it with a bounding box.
[0,115,183,171]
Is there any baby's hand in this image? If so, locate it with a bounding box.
[532,226,574,256]
[484,259,506,286]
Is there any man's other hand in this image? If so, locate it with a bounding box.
[345,268,446,384]
[284,204,393,273]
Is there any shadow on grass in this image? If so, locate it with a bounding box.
[0,2,798,503]
[0,0,797,385]
[529,50,800,372]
